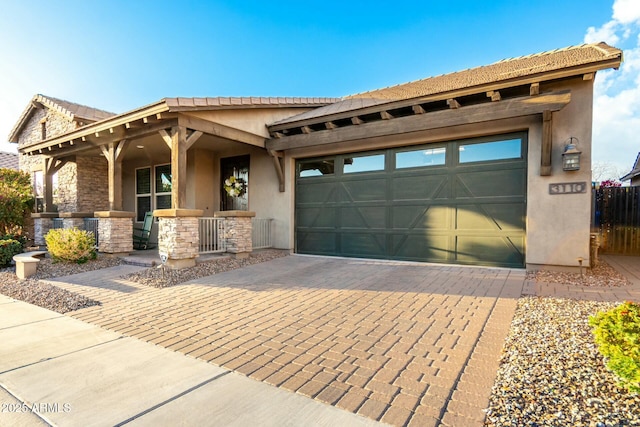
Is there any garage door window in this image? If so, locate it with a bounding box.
[459,138,521,163]
[299,159,335,177]
[344,154,385,174]
[396,147,446,169]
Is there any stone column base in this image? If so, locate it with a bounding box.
[154,209,203,270]
[94,211,135,254]
[214,210,255,256]
[31,212,59,246]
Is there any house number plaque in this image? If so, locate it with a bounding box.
[549,182,587,195]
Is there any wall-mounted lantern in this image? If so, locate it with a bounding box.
[562,137,582,171]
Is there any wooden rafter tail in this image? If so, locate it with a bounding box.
[530,83,540,96]
[412,105,426,115]
[301,126,312,134]
[325,121,338,130]
[351,117,363,125]
[486,91,501,102]
[380,111,393,120]
[447,98,461,109]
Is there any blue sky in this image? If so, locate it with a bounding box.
[1,0,638,180]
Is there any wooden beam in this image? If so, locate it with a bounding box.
[351,117,363,125]
[301,126,312,134]
[583,73,594,80]
[273,131,285,138]
[447,99,461,109]
[412,105,426,115]
[530,83,540,96]
[177,115,266,148]
[380,111,393,120]
[541,110,552,176]
[171,127,188,209]
[158,129,173,148]
[100,140,129,210]
[268,150,285,192]
[487,91,501,101]
[267,91,572,152]
[185,130,203,150]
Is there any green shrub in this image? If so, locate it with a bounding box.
[45,228,97,264]
[589,301,640,394]
[0,168,34,236]
[0,238,23,267]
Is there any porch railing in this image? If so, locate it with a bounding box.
[199,217,226,254]
[84,218,100,248]
[197,217,273,254]
[52,218,64,229]
[252,218,273,249]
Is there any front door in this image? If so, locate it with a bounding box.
[220,155,249,211]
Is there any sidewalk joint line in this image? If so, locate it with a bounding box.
[0,315,64,331]
[0,337,123,375]
[114,371,231,426]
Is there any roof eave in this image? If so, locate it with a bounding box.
[268,57,622,132]
[19,100,170,155]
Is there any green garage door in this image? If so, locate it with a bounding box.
[295,133,527,268]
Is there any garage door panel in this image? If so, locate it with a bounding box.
[392,175,449,200]
[340,179,387,202]
[297,231,337,254]
[391,234,453,262]
[455,169,525,199]
[296,181,336,204]
[456,235,524,267]
[342,206,386,228]
[456,204,525,231]
[296,207,336,228]
[392,205,450,230]
[341,232,386,257]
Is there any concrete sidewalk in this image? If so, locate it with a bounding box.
[0,294,380,427]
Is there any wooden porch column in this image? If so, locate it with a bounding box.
[100,140,129,211]
[159,126,202,210]
[42,157,68,212]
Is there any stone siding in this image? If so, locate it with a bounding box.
[98,217,133,254]
[158,217,200,260]
[224,216,253,254]
[33,218,55,246]
[16,106,108,214]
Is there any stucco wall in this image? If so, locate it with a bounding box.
[525,78,594,268]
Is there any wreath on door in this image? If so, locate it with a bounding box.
[223,176,246,197]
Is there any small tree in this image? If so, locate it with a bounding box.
[0,168,34,236]
[600,179,623,188]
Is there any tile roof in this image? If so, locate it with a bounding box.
[345,42,622,101]
[0,151,19,170]
[8,94,116,142]
[164,96,340,110]
[270,42,622,127]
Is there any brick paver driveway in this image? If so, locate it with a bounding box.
[49,255,525,426]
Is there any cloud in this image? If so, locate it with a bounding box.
[587,0,640,180]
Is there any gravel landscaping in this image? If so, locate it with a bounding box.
[485,297,639,427]
[123,249,289,288]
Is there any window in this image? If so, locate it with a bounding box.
[343,154,385,174]
[136,167,151,222]
[298,159,335,177]
[396,147,446,169]
[136,165,172,221]
[459,139,521,163]
[155,164,172,210]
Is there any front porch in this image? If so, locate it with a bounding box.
[37,214,274,265]
[21,97,321,268]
